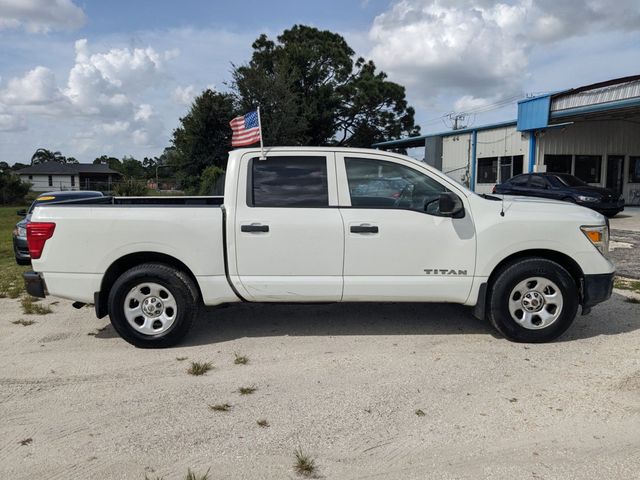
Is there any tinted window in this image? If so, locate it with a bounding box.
[553,174,587,187]
[250,156,328,207]
[529,176,548,189]
[477,157,498,183]
[544,155,572,174]
[629,156,640,183]
[509,174,529,186]
[345,157,448,214]
[574,155,601,183]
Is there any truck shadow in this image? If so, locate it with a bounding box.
[181,294,639,346]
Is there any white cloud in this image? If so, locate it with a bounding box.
[368,0,640,110]
[0,66,62,106]
[0,112,26,131]
[172,85,197,105]
[0,0,85,33]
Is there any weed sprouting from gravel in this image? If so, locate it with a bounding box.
[18,438,33,446]
[294,448,317,477]
[21,296,52,315]
[12,319,35,326]
[414,409,425,417]
[238,385,257,395]
[257,419,270,427]
[234,353,249,365]
[187,362,213,376]
[209,403,231,412]
[176,356,188,361]
[624,297,640,304]
[185,467,211,480]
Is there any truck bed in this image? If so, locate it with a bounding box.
[45,195,224,207]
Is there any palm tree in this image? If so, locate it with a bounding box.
[30,148,66,165]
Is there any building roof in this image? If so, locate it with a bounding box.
[17,162,121,175]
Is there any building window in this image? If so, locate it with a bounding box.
[477,157,498,183]
[28,175,33,180]
[250,156,328,207]
[574,155,601,183]
[629,156,640,183]
[70,175,75,187]
[498,155,524,182]
[48,175,53,187]
[544,155,572,174]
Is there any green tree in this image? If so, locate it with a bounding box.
[93,155,122,171]
[120,156,145,178]
[0,166,30,204]
[232,25,419,147]
[198,165,225,195]
[30,148,66,164]
[170,89,236,193]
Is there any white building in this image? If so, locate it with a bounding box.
[17,162,121,192]
[375,75,640,204]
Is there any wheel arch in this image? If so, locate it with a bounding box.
[95,252,202,319]
[473,249,584,320]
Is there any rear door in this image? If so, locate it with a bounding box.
[233,152,344,301]
[336,152,476,302]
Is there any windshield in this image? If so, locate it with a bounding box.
[553,174,587,187]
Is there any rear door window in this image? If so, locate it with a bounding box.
[529,176,548,189]
[249,156,329,207]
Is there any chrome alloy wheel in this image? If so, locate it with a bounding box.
[123,282,177,335]
[508,277,563,330]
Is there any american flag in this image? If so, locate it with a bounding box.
[229,110,261,147]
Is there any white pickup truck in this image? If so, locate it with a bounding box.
[24,147,615,347]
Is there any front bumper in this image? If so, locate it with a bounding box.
[578,199,625,214]
[13,235,30,262]
[582,272,614,309]
[23,271,47,298]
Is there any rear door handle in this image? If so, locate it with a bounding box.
[241,224,269,233]
[350,224,378,234]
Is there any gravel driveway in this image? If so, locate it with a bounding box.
[1,294,639,479]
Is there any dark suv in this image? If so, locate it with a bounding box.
[493,173,625,217]
[13,191,103,265]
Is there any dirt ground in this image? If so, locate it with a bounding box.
[1,290,640,479]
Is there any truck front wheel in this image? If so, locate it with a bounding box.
[107,262,199,348]
[488,258,579,343]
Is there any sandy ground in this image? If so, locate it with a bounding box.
[1,292,640,479]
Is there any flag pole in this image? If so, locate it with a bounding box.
[257,107,266,160]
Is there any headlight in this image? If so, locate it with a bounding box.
[14,226,26,237]
[580,225,609,256]
[576,195,599,202]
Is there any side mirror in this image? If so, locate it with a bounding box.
[16,209,27,217]
[438,192,464,217]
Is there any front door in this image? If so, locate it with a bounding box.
[336,153,476,303]
[606,156,624,195]
[234,153,344,301]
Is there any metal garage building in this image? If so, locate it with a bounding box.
[374,75,640,205]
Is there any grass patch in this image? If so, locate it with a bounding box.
[185,468,211,480]
[21,296,52,315]
[0,206,29,299]
[614,277,640,294]
[257,419,270,427]
[12,319,35,326]
[209,403,231,412]
[293,448,317,477]
[234,353,249,365]
[187,361,213,376]
[238,385,257,395]
[414,409,425,417]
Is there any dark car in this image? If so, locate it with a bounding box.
[493,173,625,217]
[13,191,103,265]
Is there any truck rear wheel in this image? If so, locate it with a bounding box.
[488,258,579,343]
[107,262,199,348]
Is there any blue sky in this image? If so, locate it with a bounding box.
[1,0,639,163]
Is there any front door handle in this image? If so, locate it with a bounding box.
[241,224,269,233]
[350,224,379,234]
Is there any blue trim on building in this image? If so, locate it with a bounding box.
[550,97,640,119]
[517,95,551,131]
[528,131,536,172]
[470,130,477,192]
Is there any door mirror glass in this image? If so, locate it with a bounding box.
[16,209,27,217]
[438,192,464,217]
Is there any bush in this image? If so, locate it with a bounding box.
[0,171,30,205]
[113,177,148,196]
[198,165,225,196]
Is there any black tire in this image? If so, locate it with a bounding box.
[488,258,579,343]
[16,257,31,266]
[107,262,199,348]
